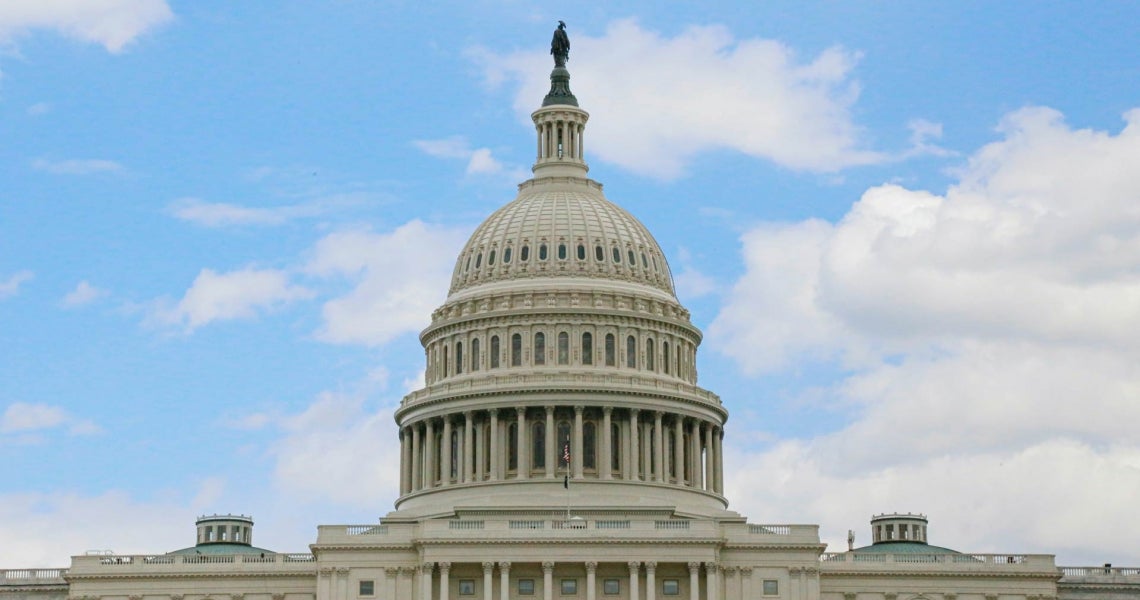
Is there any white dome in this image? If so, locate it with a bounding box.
[449,177,675,297]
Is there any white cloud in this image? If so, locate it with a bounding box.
[1,402,101,436]
[307,220,468,346]
[414,136,528,181]
[710,107,1140,564]
[26,102,50,115]
[31,158,123,175]
[475,19,882,179]
[153,267,313,332]
[61,280,107,308]
[0,0,172,53]
[0,270,33,299]
[167,197,327,227]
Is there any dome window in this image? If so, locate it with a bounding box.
[612,247,621,263]
[488,250,496,266]
[540,244,548,260]
[628,250,636,266]
[595,245,604,262]
[490,335,500,368]
[557,332,569,365]
[652,256,659,271]
[534,332,546,365]
[641,253,648,268]
[520,245,529,262]
[581,332,593,365]
[576,244,586,260]
[558,244,567,260]
[503,247,512,264]
[465,256,472,272]
[475,253,482,268]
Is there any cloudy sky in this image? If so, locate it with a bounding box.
[3,1,1139,568]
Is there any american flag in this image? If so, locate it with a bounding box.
[563,442,570,465]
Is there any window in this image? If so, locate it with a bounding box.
[662,580,680,596]
[576,244,586,260]
[443,345,449,376]
[595,245,604,261]
[540,244,548,260]
[455,342,463,374]
[534,332,546,365]
[558,244,567,260]
[459,580,475,596]
[613,247,622,263]
[558,421,571,467]
[626,335,636,368]
[490,335,500,368]
[763,580,779,596]
[511,334,522,366]
[471,338,480,371]
[611,423,621,471]
[358,581,374,596]
[662,341,670,374]
[508,423,518,471]
[476,252,482,268]
[533,421,546,469]
[561,579,578,595]
[518,579,535,595]
[646,338,655,371]
[558,332,569,365]
[503,246,512,264]
[604,333,615,366]
[521,245,530,262]
[581,332,593,365]
[603,579,620,595]
[465,255,472,272]
[628,250,636,266]
[641,253,648,268]
[583,422,596,469]
[488,249,496,265]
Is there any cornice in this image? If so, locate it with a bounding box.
[818,569,1062,580]
[63,571,315,582]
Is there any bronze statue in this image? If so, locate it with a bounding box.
[551,20,569,67]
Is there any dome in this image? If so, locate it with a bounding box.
[448,177,675,298]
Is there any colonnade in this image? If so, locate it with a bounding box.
[536,116,584,161]
[398,406,724,497]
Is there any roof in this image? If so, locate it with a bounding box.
[168,543,276,556]
[850,541,961,554]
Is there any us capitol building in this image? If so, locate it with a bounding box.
[4,24,1137,600]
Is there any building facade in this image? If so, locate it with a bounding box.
[4,27,1138,600]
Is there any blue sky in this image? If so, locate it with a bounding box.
[3,1,1139,567]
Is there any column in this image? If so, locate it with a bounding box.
[674,418,685,484]
[411,424,422,490]
[318,568,333,600]
[385,567,398,600]
[586,562,597,600]
[789,567,801,600]
[498,562,511,600]
[441,418,452,485]
[573,406,584,478]
[629,410,640,480]
[724,567,738,600]
[741,567,753,599]
[689,420,702,488]
[641,420,652,481]
[542,561,555,600]
[421,563,433,600]
[475,416,485,480]
[400,428,410,494]
[646,562,657,600]
[489,409,499,481]
[601,407,613,480]
[401,567,415,599]
[653,412,665,483]
[424,419,436,488]
[703,424,714,491]
[704,564,718,600]
[545,406,556,478]
[482,562,494,600]
[517,407,529,478]
[628,562,640,600]
[807,567,820,600]
[536,124,542,160]
[688,563,700,600]
[715,427,724,494]
[439,562,451,600]
[337,568,348,600]
[463,412,474,483]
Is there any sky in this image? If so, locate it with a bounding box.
[2,1,1139,568]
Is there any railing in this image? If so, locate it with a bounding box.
[0,569,68,584]
[1061,567,1140,577]
[750,524,791,535]
[595,520,631,529]
[655,520,690,530]
[449,520,485,530]
[402,372,721,407]
[821,553,1054,568]
[69,553,315,571]
[346,525,389,535]
[509,520,545,529]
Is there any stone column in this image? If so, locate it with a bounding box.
[586,562,597,600]
[573,406,584,478]
[601,407,613,479]
[629,409,640,480]
[411,424,422,490]
[475,416,485,480]
[642,421,652,480]
[704,564,718,600]
[498,562,511,600]
[400,428,410,494]
[489,409,499,481]
[400,567,415,599]
[424,419,436,489]
[463,412,474,483]
[441,418,452,485]
[688,562,700,600]
[439,562,451,600]
[741,567,753,599]
[674,418,685,484]
[421,563,433,600]
[318,568,333,600]
[517,407,529,478]
[385,567,398,600]
[653,412,665,483]
[715,427,724,494]
[337,567,349,600]
[545,406,556,478]
[703,424,714,491]
[628,562,640,600]
[689,420,701,488]
[646,562,657,600]
[724,567,738,600]
[482,562,494,600]
[542,561,555,600]
[789,567,801,600]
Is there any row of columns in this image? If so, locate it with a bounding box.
[399,406,724,496]
[536,117,584,161]
[404,561,747,600]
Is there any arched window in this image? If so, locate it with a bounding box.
[581,332,593,365]
[662,341,670,375]
[611,422,621,472]
[628,250,636,266]
[583,421,597,470]
[576,244,586,260]
[558,332,569,365]
[646,338,655,371]
[595,245,604,261]
[534,332,546,365]
[443,344,449,376]
[490,335,500,368]
[533,421,546,469]
[605,333,615,366]
[455,342,463,374]
[521,245,530,261]
[557,421,572,469]
[503,246,512,264]
[471,337,480,371]
[613,247,622,263]
[508,423,518,471]
[488,250,496,265]
[476,253,482,268]
[450,430,459,479]
[511,334,522,366]
[558,244,567,260]
[626,335,637,368]
[539,244,548,260]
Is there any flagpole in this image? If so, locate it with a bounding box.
[563,441,571,520]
